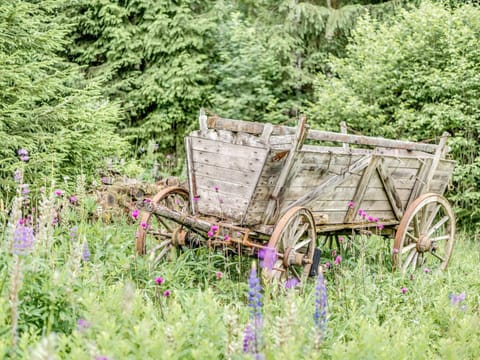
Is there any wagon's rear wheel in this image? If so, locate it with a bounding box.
[393,193,455,274]
[135,186,190,263]
[262,207,316,288]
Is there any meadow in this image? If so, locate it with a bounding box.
[1,174,479,360]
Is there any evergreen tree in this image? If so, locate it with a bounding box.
[62,0,218,167]
[0,0,126,191]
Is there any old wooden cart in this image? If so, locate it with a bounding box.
[136,110,456,284]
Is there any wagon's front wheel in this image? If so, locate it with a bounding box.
[262,207,316,288]
[135,186,190,263]
[393,193,455,274]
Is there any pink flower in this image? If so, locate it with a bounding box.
[373,217,379,223]
[378,223,384,230]
[69,195,78,204]
[358,209,364,215]
[54,189,63,196]
[193,195,200,202]
[393,248,399,254]
[348,201,355,208]
[143,198,152,204]
[216,271,223,280]
[155,277,164,285]
[367,216,374,222]
[331,250,337,257]
[401,287,408,294]
[339,237,344,244]
[163,290,171,297]
[223,235,230,241]
[211,225,218,232]
[214,185,219,192]
[324,262,331,269]
[334,255,342,265]
[131,209,139,219]
[207,231,214,237]
[424,268,430,274]
[141,222,148,229]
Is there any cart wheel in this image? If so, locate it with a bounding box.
[262,207,316,288]
[393,193,455,274]
[135,186,190,263]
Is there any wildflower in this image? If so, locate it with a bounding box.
[69,195,78,204]
[324,262,331,269]
[18,148,29,162]
[14,169,23,183]
[373,217,379,223]
[211,225,218,232]
[193,195,200,202]
[449,293,466,306]
[21,184,30,195]
[401,287,408,294]
[348,201,355,208]
[216,271,223,280]
[334,255,342,265]
[82,240,91,261]
[331,249,337,257]
[100,176,109,184]
[54,189,63,196]
[207,231,214,237]
[163,290,171,297]
[155,277,164,285]
[141,222,148,229]
[214,185,219,192]
[244,262,263,357]
[12,225,35,255]
[367,216,374,222]
[95,356,109,360]
[223,235,230,241]
[424,268,430,274]
[258,246,277,271]
[143,198,152,204]
[393,248,399,254]
[339,237,344,244]
[377,223,384,230]
[131,209,139,220]
[285,277,300,289]
[358,209,364,215]
[69,227,78,241]
[77,318,90,332]
[243,324,254,353]
[314,270,328,343]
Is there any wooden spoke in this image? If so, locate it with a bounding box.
[263,207,316,289]
[393,193,455,274]
[135,187,191,265]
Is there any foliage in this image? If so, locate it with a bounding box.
[308,1,480,226]
[0,0,127,193]
[61,0,218,170]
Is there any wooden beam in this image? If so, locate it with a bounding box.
[263,116,308,224]
[344,156,380,223]
[283,155,372,213]
[185,137,198,215]
[206,116,439,153]
[199,108,208,134]
[376,159,404,220]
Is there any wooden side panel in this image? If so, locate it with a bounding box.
[189,136,268,221]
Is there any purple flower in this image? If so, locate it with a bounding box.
[141,222,148,229]
[377,223,384,230]
[214,185,219,192]
[95,356,109,360]
[373,217,379,223]
[14,169,23,183]
[12,225,35,255]
[223,235,230,241]
[54,189,63,196]
[401,287,408,294]
[143,198,152,204]
[193,195,200,202]
[244,263,263,357]
[211,225,218,232]
[331,249,337,257]
[155,277,164,285]
[69,195,78,204]
[285,277,300,289]
[324,262,331,269]
[393,248,399,254]
[163,290,171,297]
[18,149,29,162]
[334,255,342,265]
[424,268,430,274]
[207,231,214,237]
[77,318,90,332]
[243,323,254,354]
[348,201,355,208]
[82,240,91,261]
[314,271,328,339]
[216,271,223,280]
[69,227,78,241]
[358,209,364,215]
[338,237,344,244]
[131,209,139,220]
[449,293,466,306]
[258,246,277,271]
[367,216,374,222]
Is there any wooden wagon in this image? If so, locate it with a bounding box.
[136,110,456,285]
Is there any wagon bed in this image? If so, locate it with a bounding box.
[137,110,456,283]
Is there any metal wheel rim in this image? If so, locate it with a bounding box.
[393,193,455,274]
[135,186,190,262]
[262,207,316,288]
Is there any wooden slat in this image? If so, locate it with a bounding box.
[185,136,198,214]
[207,116,439,153]
[376,159,404,220]
[191,137,267,160]
[344,157,380,222]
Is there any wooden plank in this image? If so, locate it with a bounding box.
[198,108,208,133]
[207,116,439,153]
[185,136,198,215]
[344,157,380,222]
[340,122,349,151]
[263,116,308,224]
[425,133,450,192]
[407,158,432,207]
[282,155,372,214]
[194,163,257,185]
[191,137,267,160]
[376,159,404,220]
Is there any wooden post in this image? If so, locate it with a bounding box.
[340,122,349,151]
[199,108,208,133]
[263,116,308,224]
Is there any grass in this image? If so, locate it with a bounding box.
[1,197,480,359]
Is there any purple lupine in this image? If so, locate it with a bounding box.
[258,246,277,271]
[243,263,263,358]
[449,293,466,306]
[314,271,328,338]
[285,277,300,289]
[82,241,91,261]
[69,226,78,241]
[14,169,23,184]
[77,318,90,332]
[12,224,35,255]
[18,149,29,162]
[243,323,254,353]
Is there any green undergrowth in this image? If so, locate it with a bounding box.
[0,218,479,359]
